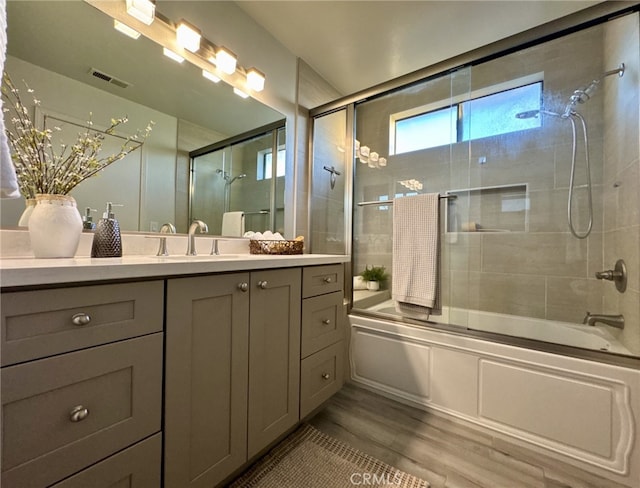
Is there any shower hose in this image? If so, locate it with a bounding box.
[566,111,593,239]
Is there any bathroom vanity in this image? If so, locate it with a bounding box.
[0,250,348,488]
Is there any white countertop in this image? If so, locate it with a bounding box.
[0,254,350,288]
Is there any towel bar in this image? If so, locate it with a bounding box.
[356,195,457,206]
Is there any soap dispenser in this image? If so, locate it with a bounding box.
[82,207,97,231]
[91,202,122,258]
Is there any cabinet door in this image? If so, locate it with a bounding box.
[50,434,161,488]
[1,334,162,488]
[165,273,250,488]
[248,268,301,458]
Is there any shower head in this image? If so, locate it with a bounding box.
[515,110,540,119]
[227,173,247,185]
[515,109,562,119]
[564,79,601,116]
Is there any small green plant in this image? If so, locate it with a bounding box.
[360,265,388,282]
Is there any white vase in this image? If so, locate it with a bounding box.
[18,198,36,227]
[366,280,380,291]
[28,194,83,258]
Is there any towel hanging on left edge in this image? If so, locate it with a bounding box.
[0,0,20,199]
[392,193,441,320]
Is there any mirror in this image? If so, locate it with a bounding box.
[1,0,285,233]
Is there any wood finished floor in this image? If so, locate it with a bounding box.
[308,382,628,488]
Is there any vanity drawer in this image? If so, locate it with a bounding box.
[1,280,163,366]
[302,264,344,298]
[1,333,162,488]
[301,291,343,358]
[50,434,161,488]
[300,341,344,418]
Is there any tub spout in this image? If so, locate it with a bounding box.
[582,312,624,329]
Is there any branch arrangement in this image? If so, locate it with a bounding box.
[2,73,154,197]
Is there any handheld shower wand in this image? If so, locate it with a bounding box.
[514,63,624,239]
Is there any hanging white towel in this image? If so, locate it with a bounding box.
[221,211,245,236]
[0,0,20,199]
[392,193,441,320]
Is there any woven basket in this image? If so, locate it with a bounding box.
[249,239,304,255]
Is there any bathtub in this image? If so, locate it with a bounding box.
[348,311,640,487]
[365,300,631,355]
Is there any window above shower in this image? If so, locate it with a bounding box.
[257,146,286,180]
[389,74,543,155]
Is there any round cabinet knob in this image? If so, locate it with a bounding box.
[323,277,332,284]
[237,282,249,292]
[69,405,89,422]
[322,319,332,325]
[258,281,268,289]
[71,313,91,326]
[321,373,331,380]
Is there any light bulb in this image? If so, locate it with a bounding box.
[176,20,201,53]
[125,0,155,25]
[216,47,237,74]
[246,68,265,92]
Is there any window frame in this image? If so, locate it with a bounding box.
[389,72,544,155]
[257,144,286,180]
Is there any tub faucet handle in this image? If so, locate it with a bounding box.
[595,259,627,293]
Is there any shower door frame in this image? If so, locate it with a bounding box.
[307,1,640,368]
[189,119,286,231]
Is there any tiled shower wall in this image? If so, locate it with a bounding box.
[352,15,640,354]
[602,13,640,354]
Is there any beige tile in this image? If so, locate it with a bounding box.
[444,233,482,271]
[604,226,640,293]
[546,277,604,324]
[467,143,555,191]
[451,271,546,318]
[602,181,617,232]
[481,233,588,278]
[603,287,640,356]
[614,162,640,229]
[587,231,604,280]
[528,186,603,234]
[554,136,604,189]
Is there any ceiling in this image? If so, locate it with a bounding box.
[237,0,602,96]
[5,0,603,132]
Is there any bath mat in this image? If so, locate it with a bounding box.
[228,424,429,488]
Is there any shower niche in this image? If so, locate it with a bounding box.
[446,184,529,233]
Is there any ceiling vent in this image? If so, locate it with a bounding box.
[88,68,131,89]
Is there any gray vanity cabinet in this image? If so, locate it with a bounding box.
[164,267,301,487]
[0,281,164,488]
[299,264,345,418]
[247,268,301,458]
[164,272,250,488]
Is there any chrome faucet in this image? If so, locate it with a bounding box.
[156,222,176,256]
[582,312,625,329]
[187,220,208,255]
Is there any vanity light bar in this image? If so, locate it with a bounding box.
[113,19,141,39]
[176,19,201,53]
[202,69,221,83]
[163,47,185,64]
[125,0,155,25]
[125,3,265,93]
